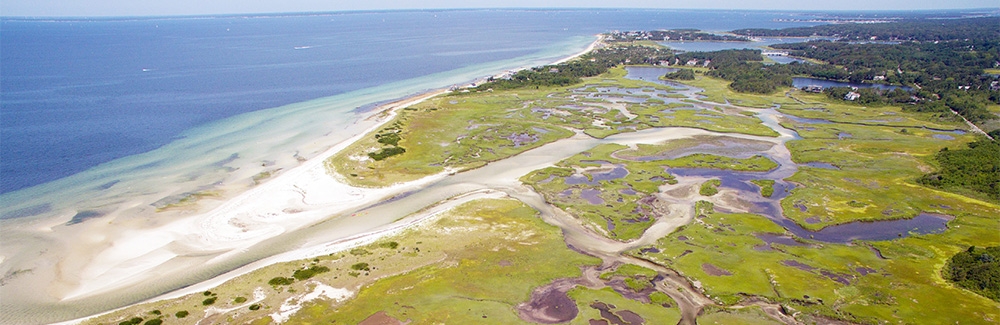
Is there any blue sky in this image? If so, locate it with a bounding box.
[2,0,997,17]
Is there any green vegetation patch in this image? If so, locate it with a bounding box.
[751,179,775,197]
[945,246,1000,302]
[201,297,217,306]
[664,68,695,80]
[268,276,295,286]
[292,265,331,280]
[599,264,658,280]
[116,317,144,325]
[661,154,777,172]
[631,101,780,137]
[919,140,1000,202]
[700,179,721,196]
[378,241,400,249]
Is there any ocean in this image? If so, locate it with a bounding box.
[0,9,826,324]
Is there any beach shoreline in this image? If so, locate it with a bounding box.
[47,34,603,325]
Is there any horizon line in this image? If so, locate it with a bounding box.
[2,7,998,20]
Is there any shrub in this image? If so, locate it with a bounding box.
[143,319,163,325]
[649,292,673,306]
[375,132,402,146]
[249,304,261,311]
[351,263,371,271]
[378,241,400,249]
[292,265,331,280]
[268,277,295,286]
[664,69,695,80]
[118,317,143,325]
[175,310,189,318]
[368,147,406,161]
[234,296,247,303]
[624,277,652,292]
[202,297,217,306]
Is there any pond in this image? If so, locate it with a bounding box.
[793,77,912,92]
[775,213,953,243]
[564,165,630,186]
[622,67,702,97]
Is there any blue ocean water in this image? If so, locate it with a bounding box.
[0,9,821,202]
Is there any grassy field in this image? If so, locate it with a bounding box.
[667,68,804,109]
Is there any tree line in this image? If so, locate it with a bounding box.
[919,139,1000,202]
[471,45,674,91]
[732,17,1000,42]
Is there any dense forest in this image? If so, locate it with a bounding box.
[945,246,1000,302]
[919,139,1000,201]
